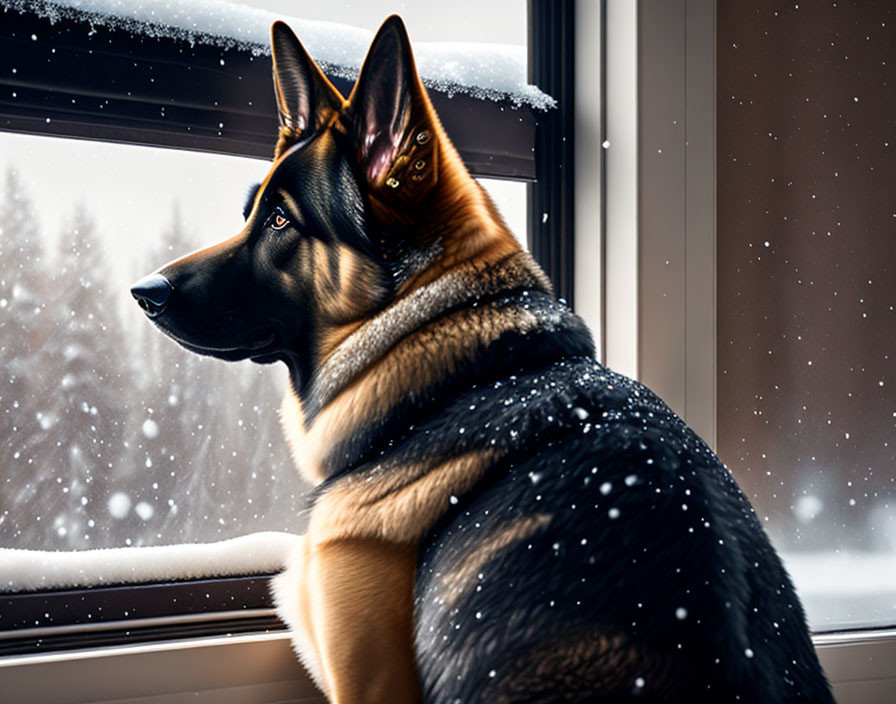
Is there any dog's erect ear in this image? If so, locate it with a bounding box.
[348,16,439,196]
[270,21,344,154]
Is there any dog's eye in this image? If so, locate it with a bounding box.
[268,207,290,231]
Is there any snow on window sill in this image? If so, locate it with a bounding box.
[0,531,301,593]
[0,0,556,110]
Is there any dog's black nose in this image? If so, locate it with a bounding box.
[131,274,173,318]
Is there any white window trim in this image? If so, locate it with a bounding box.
[0,632,325,703]
[576,0,716,448]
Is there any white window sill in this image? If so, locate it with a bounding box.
[0,631,324,704]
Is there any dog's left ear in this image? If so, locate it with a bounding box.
[271,21,345,157]
[348,16,439,199]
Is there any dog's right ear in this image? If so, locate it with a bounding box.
[347,16,440,203]
[270,21,345,158]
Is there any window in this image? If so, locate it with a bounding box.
[0,0,545,661]
[716,0,896,633]
[0,134,309,552]
[597,0,896,640]
[0,136,525,553]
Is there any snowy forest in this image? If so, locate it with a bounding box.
[0,166,308,552]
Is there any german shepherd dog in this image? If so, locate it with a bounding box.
[131,16,834,704]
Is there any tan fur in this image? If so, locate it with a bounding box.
[316,250,549,387]
[271,536,328,694]
[283,299,541,483]
[312,151,534,364]
[440,514,553,607]
[277,189,306,226]
[311,450,494,544]
[419,148,519,281]
[272,535,420,704]
[311,237,335,296]
[384,123,521,298]
[318,245,384,329]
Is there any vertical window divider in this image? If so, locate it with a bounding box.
[527,0,576,307]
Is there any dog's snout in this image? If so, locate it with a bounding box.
[131,273,174,318]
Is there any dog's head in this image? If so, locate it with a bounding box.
[131,16,518,390]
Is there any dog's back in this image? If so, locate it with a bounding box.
[406,291,831,703]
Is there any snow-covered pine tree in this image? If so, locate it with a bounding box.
[40,204,129,549]
[0,167,56,548]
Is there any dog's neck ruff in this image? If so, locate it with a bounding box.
[302,250,551,421]
[281,248,587,485]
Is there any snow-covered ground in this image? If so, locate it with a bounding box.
[781,551,896,632]
[0,0,554,109]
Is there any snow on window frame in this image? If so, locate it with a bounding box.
[0,0,557,110]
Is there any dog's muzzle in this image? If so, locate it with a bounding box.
[131,273,174,318]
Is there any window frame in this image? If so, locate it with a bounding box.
[0,576,278,656]
[586,0,716,447]
[0,7,539,179]
[527,0,576,306]
[0,1,557,656]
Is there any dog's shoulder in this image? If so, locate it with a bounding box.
[306,284,595,543]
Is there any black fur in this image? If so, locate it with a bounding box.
[405,303,831,703]
[303,284,833,702]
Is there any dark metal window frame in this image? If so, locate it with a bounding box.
[0,3,575,655]
[528,0,575,307]
[0,577,278,656]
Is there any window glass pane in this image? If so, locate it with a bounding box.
[0,132,308,550]
[0,2,531,558]
[717,2,895,631]
[478,179,528,249]
[0,135,529,553]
